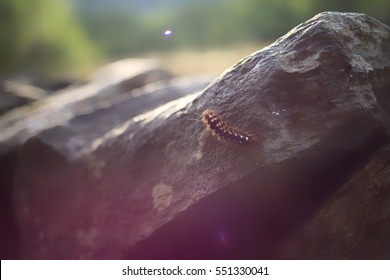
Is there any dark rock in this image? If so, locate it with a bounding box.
[0,73,211,259]
[92,58,172,93]
[26,75,212,161]
[0,79,47,115]
[9,12,390,259]
[0,59,176,259]
[0,59,171,156]
[37,77,85,92]
[276,144,390,259]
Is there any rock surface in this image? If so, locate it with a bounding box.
[0,59,171,155]
[0,60,209,259]
[27,75,212,161]
[277,144,390,259]
[0,79,47,115]
[5,12,390,259]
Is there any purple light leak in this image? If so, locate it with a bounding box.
[218,230,227,244]
[164,29,173,37]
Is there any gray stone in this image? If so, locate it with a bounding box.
[0,58,173,259]
[0,79,47,115]
[0,73,211,259]
[31,75,212,161]
[0,59,171,155]
[9,12,390,259]
[276,144,390,259]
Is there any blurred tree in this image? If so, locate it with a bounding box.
[79,8,145,57]
[0,0,97,77]
[63,0,390,59]
[169,4,240,48]
[307,0,390,25]
[239,0,308,40]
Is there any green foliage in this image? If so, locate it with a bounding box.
[2,0,389,75]
[239,0,308,40]
[169,3,248,48]
[76,0,390,59]
[306,0,390,24]
[0,0,97,77]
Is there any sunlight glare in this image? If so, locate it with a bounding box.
[164,29,173,37]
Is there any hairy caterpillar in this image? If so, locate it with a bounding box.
[201,109,254,144]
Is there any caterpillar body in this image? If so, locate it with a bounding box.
[201,109,254,144]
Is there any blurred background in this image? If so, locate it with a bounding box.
[1,0,389,79]
[1,0,390,260]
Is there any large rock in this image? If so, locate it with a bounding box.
[0,79,47,115]
[276,144,390,259]
[9,12,390,259]
[23,75,212,161]
[0,60,210,259]
[0,59,170,156]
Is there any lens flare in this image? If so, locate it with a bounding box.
[164,30,173,36]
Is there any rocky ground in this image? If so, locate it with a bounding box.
[1,12,389,259]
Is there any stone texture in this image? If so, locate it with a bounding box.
[30,75,211,161]
[0,60,208,259]
[6,12,390,259]
[0,72,211,259]
[0,79,47,115]
[276,144,390,259]
[0,58,171,156]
